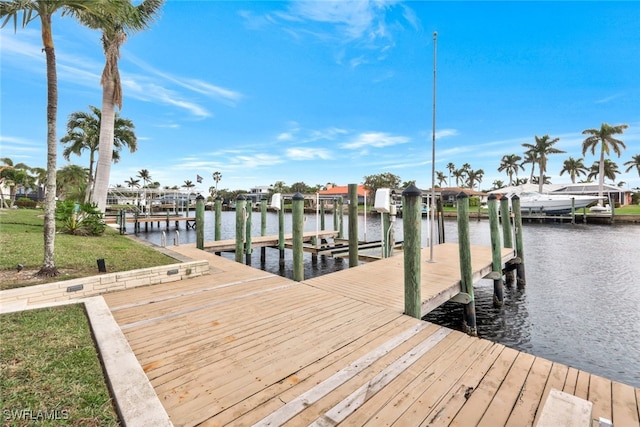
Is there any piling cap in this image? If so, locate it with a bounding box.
[292,192,304,201]
[511,194,520,201]
[215,195,222,201]
[457,192,468,199]
[488,193,497,201]
[196,194,205,200]
[402,184,422,197]
[236,194,246,200]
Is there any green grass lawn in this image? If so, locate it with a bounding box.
[0,208,177,290]
[0,304,120,426]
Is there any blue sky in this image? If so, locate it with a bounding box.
[1,1,639,194]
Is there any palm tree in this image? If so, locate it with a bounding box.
[491,179,505,190]
[182,180,195,192]
[466,168,484,191]
[1,0,121,277]
[452,168,465,187]
[89,0,163,213]
[137,168,151,213]
[56,164,88,201]
[559,157,588,184]
[60,105,137,202]
[521,147,538,182]
[446,162,455,187]
[436,171,447,187]
[624,154,640,177]
[0,157,30,207]
[497,154,524,185]
[212,171,222,197]
[124,176,140,190]
[523,135,565,193]
[587,159,620,184]
[582,123,628,201]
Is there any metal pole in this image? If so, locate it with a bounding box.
[429,31,438,263]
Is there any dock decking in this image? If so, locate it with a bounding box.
[102,244,640,426]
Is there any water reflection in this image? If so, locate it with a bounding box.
[129,211,640,387]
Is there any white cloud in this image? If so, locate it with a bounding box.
[341,132,410,149]
[286,147,332,160]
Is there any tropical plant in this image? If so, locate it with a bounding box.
[0,0,122,277]
[56,164,88,201]
[491,179,505,190]
[466,168,484,191]
[182,180,195,193]
[60,105,137,202]
[521,148,538,182]
[582,123,628,201]
[446,162,456,187]
[559,157,588,184]
[624,154,640,177]
[0,157,31,207]
[587,159,620,183]
[56,200,105,236]
[452,168,465,187]
[522,135,565,193]
[497,154,524,185]
[363,172,402,196]
[212,171,222,197]
[88,0,164,213]
[436,171,447,187]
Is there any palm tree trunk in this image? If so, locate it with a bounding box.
[85,151,96,203]
[38,14,59,277]
[92,80,116,213]
[598,144,605,203]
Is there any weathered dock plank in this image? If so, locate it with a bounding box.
[99,244,640,427]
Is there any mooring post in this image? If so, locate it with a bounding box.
[402,184,422,319]
[215,196,222,241]
[382,212,391,258]
[119,209,126,234]
[320,200,325,231]
[437,196,445,243]
[235,194,246,263]
[511,194,526,288]
[292,192,305,281]
[278,196,285,267]
[348,184,359,267]
[245,200,253,264]
[260,197,267,262]
[457,192,477,336]
[500,196,515,286]
[338,196,344,239]
[195,194,205,250]
[571,197,576,225]
[165,210,169,231]
[487,194,504,306]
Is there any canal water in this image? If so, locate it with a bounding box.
[129,211,640,388]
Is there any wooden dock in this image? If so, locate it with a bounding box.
[102,244,640,426]
[202,231,340,253]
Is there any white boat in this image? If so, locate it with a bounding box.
[509,191,603,214]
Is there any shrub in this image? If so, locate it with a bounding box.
[56,201,106,236]
[15,197,37,209]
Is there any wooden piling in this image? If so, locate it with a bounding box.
[261,197,267,263]
[571,197,576,225]
[292,192,304,282]
[245,200,253,264]
[457,192,477,336]
[119,209,126,234]
[382,212,391,258]
[333,198,338,233]
[348,184,359,268]
[195,194,205,250]
[338,196,344,239]
[214,196,222,241]
[511,194,527,288]
[402,184,422,319]
[320,200,325,231]
[500,196,515,286]
[279,196,285,267]
[436,197,445,243]
[235,195,246,263]
[487,194,504,306]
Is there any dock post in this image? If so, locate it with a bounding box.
[437,197,445,243]
[500,196,515,286]
[402,184,422,319]
[245,200,253,264]
[165,211,169,231]
[338,196,344,239]
[235,195,246,263]
[261,197,267,263]
[348,184,359,267]
[333,198,338,233]
[457,192,477,336]
[382,212,391,258]
[120,209,126,234]
[487,194,504,306]
[279,196,285,267]
[320,200,325,231]
[195,195,205,250]
[512,194,526,288]
[571,197,576,225]
[292,192,305,282]
[214,196,222,255]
